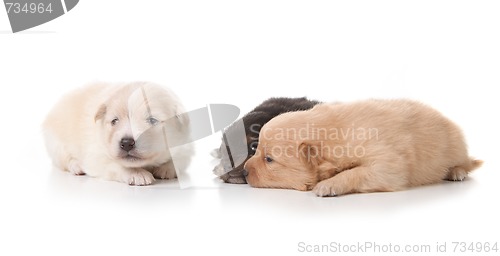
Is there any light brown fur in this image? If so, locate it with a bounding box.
[244,99,482,196]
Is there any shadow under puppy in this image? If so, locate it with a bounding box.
[244,99,482,196]
[212,97,320,184]
[43,82,192,185]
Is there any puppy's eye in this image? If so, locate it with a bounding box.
[147,117,159,126]
[249,142,258,153]
[111,118,119,126]
[265,156,273,163]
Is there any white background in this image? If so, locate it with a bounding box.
[1,1,499,255]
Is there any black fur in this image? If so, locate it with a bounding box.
[212,97,321,184]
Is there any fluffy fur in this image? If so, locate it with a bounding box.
[244,99,482,196]
[43,82,192,185]
[212,97,320,184]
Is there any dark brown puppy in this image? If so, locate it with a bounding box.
[212,97,320,183]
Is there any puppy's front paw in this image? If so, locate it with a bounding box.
[219,170,247,184]
[152,162,177,180]
[68,159,85,175]
[224,176,247,184]
[313,180,338,197]
[127,169,155,186]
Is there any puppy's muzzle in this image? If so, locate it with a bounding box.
[120,137,135,152]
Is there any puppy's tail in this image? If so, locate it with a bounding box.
[445,157,483,181]
[467,158,483,172]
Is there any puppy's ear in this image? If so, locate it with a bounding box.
[298,142,322,169]
[94,104,107,122]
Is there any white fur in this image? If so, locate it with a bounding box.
[43,82,193,185]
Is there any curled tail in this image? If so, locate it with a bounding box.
[468,158,483,172]
[445,157,483,181]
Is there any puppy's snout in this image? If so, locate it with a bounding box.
[243,160,253,177]
[120,137,135,152]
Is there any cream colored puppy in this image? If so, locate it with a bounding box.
[43,82,192,185]
[244,99,482,196]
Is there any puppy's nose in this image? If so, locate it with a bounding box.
[242,169,249,177]
[120,138,135,152]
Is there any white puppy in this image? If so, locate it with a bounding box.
[43,82,192,185]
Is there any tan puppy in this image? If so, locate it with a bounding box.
[43,82,192,185]
[244,99,482,196]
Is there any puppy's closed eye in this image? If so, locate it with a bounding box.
[265,156,273,163]
[111,118,119,126]
[147,117,159,126]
